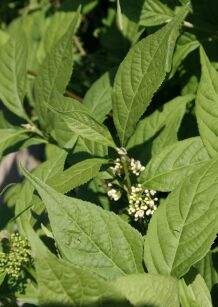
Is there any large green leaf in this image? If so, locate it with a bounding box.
[0,29,28,119]
[144,156,218,278]
[195,249,218,304]
[127,95,193,163]
[47,158,107,193]
[196,47,218,157]
[140,137,209,191]
[83,70,115,123]
[113,273,180,307]
[112,5,189,146]
[22,167,144,280]
[34,10,80,127]
[139,0,174,26]
[0,128,29,160]
[179,268,212,307]
[28,228,130,306]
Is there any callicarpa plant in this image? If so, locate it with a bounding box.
[0,0,218,306]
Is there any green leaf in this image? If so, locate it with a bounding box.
[113,273,180,306]
[16,142,76,233]
[139,0,175,26]
[73,136,108,158]
[0,28,28,119]
[170,32,200,78]
[22,167,144,280]
[144,156,218,278]
[28,228,130,306]
[0,272,6,286]
[112,5,190,146]
[196,47,218,157]
[179,268,212,307]
[34,9,80,127]
[127,95,193,163]
[116,0,143,43]
[47,158,107,193]
[17,279,38,306]
[43,11,79,54]
[140,137,209,191]
[50,93,116,148]
[83,70,115,123]
[195,249,218,304]
[0,129,29,160]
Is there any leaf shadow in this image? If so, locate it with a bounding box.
[127,127,165,166]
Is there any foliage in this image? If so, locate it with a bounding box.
[0,0,218,306]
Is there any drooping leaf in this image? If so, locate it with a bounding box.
[0,28,28,119]
[49,92,116,148]
[112,4,190,146]
[140,137,209,191]
[0,129,29,160]
[47,158,107,193]
[144,156,218,278]
[179,268,212,307]
[127,95,193,164]
[83,70,115,123]
[34,9,80,127]
[196,47,218,157]
[113,273,180,307]
[139,0,175,27]
[28,227,130,307]
[22,167,144,280]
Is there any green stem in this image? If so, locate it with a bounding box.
[121,157,131,194]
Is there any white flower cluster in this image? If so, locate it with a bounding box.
[107,183,122,201]
[130,158,145,176]
[110,158,123,176]
[110,157,145,176]
[128,184,158,221]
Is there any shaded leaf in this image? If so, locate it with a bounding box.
[83,70,115,123]
[195,249,218,304]
[179,268,212,307]
[127,95,193,164]
[0,129,29,160]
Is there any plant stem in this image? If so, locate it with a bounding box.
[121,157,131,194]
